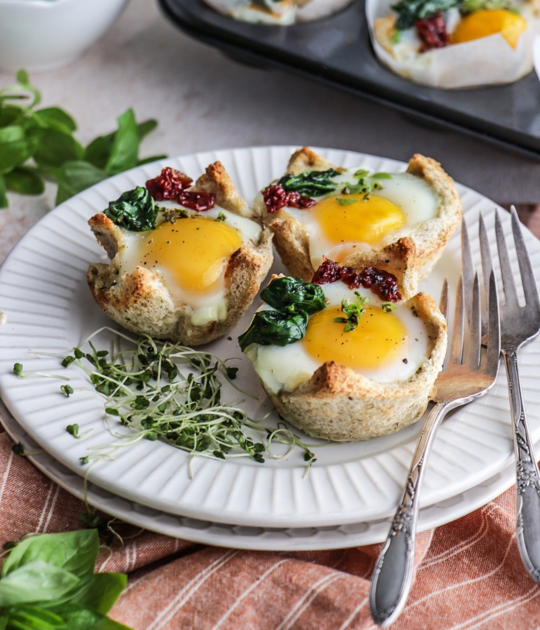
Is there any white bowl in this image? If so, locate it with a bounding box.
[0,0,130,73]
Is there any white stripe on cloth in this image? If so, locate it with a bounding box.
[211,558,292,630]
[0,449,14,505]
[336,596,369,630]
[42,484,60,533]
[36,481,56,533]
[148,549,239,630]
[449,584,540,630]
[275,572,346,630]
[420,506,493,570]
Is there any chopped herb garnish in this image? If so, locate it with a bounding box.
[371,172,393,180]
[336,197,358,206]
[104,186,157,232]
[260,277,327,315]
[391,0,460,30]
[333,292,369,332]
[382,302,397,313]
[216,211,227,222]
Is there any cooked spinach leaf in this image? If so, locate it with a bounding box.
[104,186,157,232]
[278,169,339,197]
[238,310,309,351]
[261,277,326,315]
[392,0,460,29]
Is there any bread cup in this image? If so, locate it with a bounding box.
[87,162,273,346]
[254,147,461,300]
[240,260,447,442]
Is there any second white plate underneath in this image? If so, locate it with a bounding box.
[0,400,519,551]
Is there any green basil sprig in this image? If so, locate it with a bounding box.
[239,278,327,351]
[0,70,165,208]
[104,186,157,232]
[260,277,326,315]
[277,169,339,198]
[0,530,131,629]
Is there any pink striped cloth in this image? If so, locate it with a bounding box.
[1,426,540,629]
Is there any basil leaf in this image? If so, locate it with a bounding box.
[105,109,139,176]
[2,530,99,580]
[5,167,44,196]
[0,560,79,606]
[52,604,131,630]
[0,175,8,209]
[104,186,157,232]
[31,128,84,169]
[278,169,339,197]
[55,161,107,205]
[261,277,326,315]
[136,119,158,140]
[4,606,66,629]
[0,105,23,129]
[84,119,158,170]
[137,155,167,166]
[71,573,127,614]
[34,107,77,134]
[0,126,32,174]
[15,70,41,108]
[239,310,308,351]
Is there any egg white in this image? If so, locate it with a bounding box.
[255,167,441,270]
[117,201,262,327]
[245,281,430,394]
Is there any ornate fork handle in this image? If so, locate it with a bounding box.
[370,400,454,627]
[503,348,540,583]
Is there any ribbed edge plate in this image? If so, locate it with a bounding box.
[0,146,537,528]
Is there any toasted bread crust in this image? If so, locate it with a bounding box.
[262,149,462,293]
[264,291,447,441]
[191,161,252,218]
[87,164,273,346]
[374,15,398,55]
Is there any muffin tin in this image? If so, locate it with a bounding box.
[159,0,540,160]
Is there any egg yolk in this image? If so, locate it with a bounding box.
[138,217,242,294]
[451,10,527,49]
[313,194,405,248]
[303,305,407,370]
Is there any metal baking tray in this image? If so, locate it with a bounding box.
[159,0,540,160]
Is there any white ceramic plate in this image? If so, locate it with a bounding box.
[0,400,522,550]
[0,146,537,528]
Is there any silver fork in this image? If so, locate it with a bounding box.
[463,207,540,583]
[369,271,500,628]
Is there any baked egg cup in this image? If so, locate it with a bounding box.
[254,147,461,300]
[240,265,447,442]
[87,161,273,347]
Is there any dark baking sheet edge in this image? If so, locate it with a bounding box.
[159,0,540,163]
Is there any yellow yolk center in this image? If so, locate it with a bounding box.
[303,305,407,370]
[313,194,406,249]
[138,217,242,294]
[451,10,527,49]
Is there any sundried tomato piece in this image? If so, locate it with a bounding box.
[312,258,342,284]
[146,167,193,201]
[178,191,215,212]
[263,185,316,213]
[416,12,449,52]
[312,260,401,302]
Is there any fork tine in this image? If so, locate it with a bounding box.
[450,275,465,365]
[485,270,500,376]
[510,206,540,311]
[479,213,493,299]
[461,219,474,321]
[495,209,519,305]
[468,273,481,370]
[439,278,449,320]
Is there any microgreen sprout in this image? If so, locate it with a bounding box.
[333,293,369,332]
[216,211,227,222]
[341,170,392,202]
[382,302,397,313]
[61,384,74,397]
